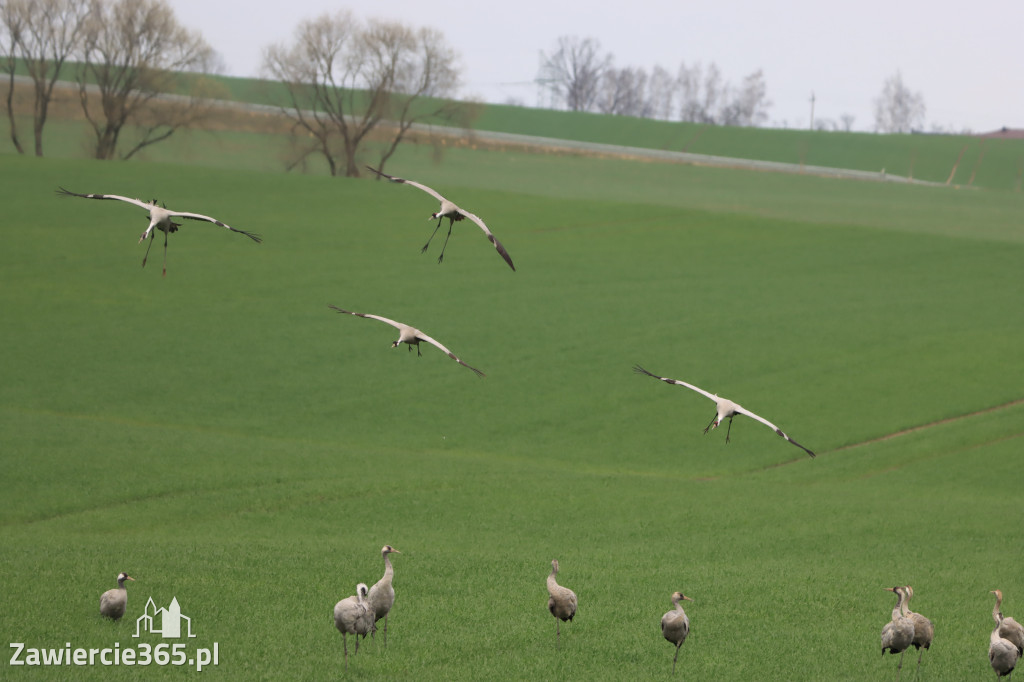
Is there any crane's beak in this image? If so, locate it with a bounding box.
[682,595,693,602]
[126,576,136,581]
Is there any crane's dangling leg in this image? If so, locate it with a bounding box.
[702,413,717,435]
[672,643,681,673]
[161,227,169,277]
[436,219,455,265]
[382,613,388,647]
[343,633,348,671]
[142,229,156,269]
[725,415,734,444]
[422,217,443,254]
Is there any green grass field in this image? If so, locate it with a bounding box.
[1,137,1022,680]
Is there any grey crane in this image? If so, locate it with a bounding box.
[993,590,1024,657]
[99,572,135,620]
[56,188,261,276]
[660,591,693,674]
[881,586,915,678]
[903,585,934,675]
[364,166,515,271]
[633,365,815,457]
[334,583,374,670]
[329,306,485,377]
[905,585,937,675]
[990,616,1020,680]
[367,545,401,646]
[547,559,577,647]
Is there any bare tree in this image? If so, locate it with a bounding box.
[678,61,726,124]
[597,66,648,117]
[367,23,466,173]
[873,70,925,133]
[720,69,770,127]
[646,64,675,121]
[0,0,25,153]
[2,0,89,156]
[76,0,217,160]
[536,35,610,112]
[839,113,856,132]
[264,12,463,177]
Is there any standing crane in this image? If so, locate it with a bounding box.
[56,188,261,276]
[334,583,374,670]
[881,586,915,677]
[367,545,401,646]
[903,585,934,674]
[993,590,1024,657]
[990,617,1020,680]
[99,572,135,620]
[364,166,516,271]
[546,560,577,647]
[633,365,815,457]
[660,591,693,674]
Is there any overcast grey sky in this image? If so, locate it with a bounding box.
[167,0,1022,133]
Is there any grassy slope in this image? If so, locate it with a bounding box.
[0,148,1022,680]
[11,67,1024,189]
[205,72,1024,190]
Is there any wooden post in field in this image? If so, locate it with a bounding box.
[946,144,968,185]
[908,149,917,180]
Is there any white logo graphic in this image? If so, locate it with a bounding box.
[133,597,196,639]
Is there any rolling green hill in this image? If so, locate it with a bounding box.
[7,67,1024,190]
[1,140,1022,679]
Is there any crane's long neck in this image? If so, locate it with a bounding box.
[674,597,685,615]
[891,590,905,621]
[994,594,1004,625]
[117,577,127,589]
[547,567,558,591]
[382,554,394,582]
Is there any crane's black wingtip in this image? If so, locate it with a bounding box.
[364,165,392,180]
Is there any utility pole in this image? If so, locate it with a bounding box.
[809,91,816,130]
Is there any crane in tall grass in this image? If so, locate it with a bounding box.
[334,583,374,670]
[881,586,915,677]
[99,572,135,620]
[992,590,1024,657]
[547,560,577,647]
[367,545,401,645]
[902,586,934,675]
[660,591,693,674]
